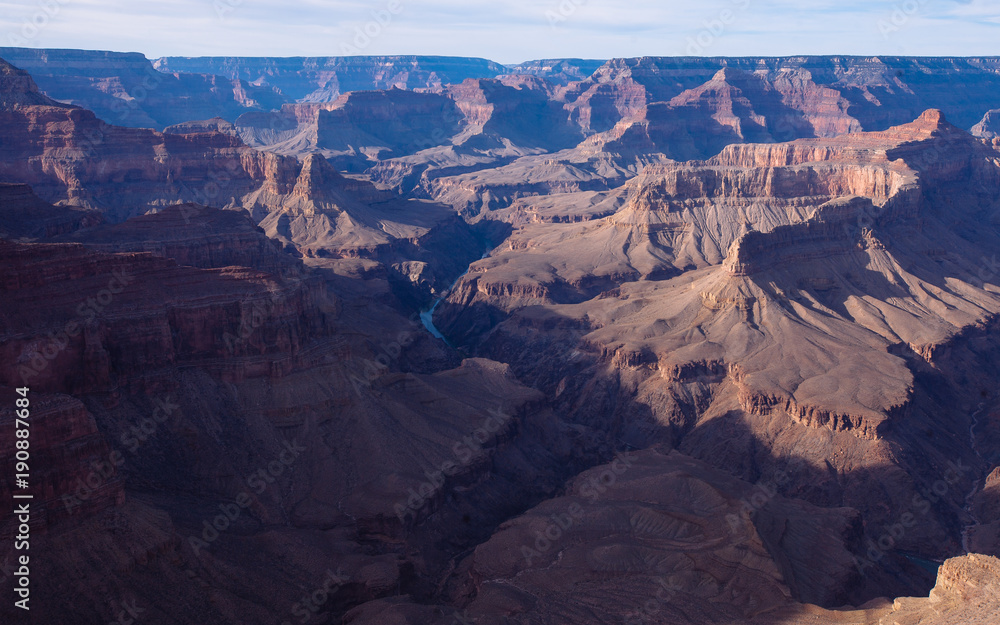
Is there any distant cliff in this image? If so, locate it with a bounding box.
[0,47,286,129]
[153,55,509,101]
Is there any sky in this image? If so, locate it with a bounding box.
[0,0,997,64]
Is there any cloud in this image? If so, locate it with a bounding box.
[0,0,997,63]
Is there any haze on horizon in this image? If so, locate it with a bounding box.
[0,0,997,64]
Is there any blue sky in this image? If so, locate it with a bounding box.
[0,0,997,63]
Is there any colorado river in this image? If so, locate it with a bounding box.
[420,252,489,344]
[420,295,451,344]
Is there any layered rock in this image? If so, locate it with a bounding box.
[443,78,581,150]
[315,89,463,158]
[0,48,286,128]
[153,55,508,102]
[582,67,862,162]
[372,57,1000,215]
[56,203,298,273]
[5,51,1000,625]
[163,117,239,136]
[431,111,1000,604]
[0,58,483,291]
[0,393,124,531]
[235,88,465,171]
[506,58,606,85]
[466,449,864,617]
[562,56,1000,135]
[0,182,103,238]
[972,108,1000,139]
[0,53,52,106]
[345,448,872,624]
[0,57,303,222]
[0,204,558,624]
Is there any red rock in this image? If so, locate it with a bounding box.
[432,112,1000,606]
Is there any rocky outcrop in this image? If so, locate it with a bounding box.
[506,59,606,85]
[561,64,649,133]
[235,89,466,171]
[242,77,582,174]
[316,89,463,157]
[0,242,332,393]
[369,58,1000,214]
[444,78,581,150]
[468,449,864,614]
[163,117,239,136]
[342,453,1000,625]
[0,63,486,300]
[0,183,103,238]
[0,54,53,106]
[871,554,1000,624]
[972,108,1000,139]
[578,67,863,161]
[0,394,124,531]
[56,203,299,273]
[967,467,1000,557]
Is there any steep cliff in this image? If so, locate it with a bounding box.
[0,205,550,624]
[0,183,103,238]
[972,108,1000,139]
[431,111,1000,604]
[0,57,302,222]
[562,56,1000,134]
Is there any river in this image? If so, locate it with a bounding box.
[420,252,488,345]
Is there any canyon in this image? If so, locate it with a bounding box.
[1,49,1000,625]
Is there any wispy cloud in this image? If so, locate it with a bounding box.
[0,0,996,63]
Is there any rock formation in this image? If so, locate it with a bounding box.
[0,203,542,624]
[153,55,508,102]
[0,56,300,221]
[972,108,1000,139]
[2,51,1000,625]
[0,58,481,296]
[0,47,286,129]
[433,110,1000,604]
[506,58,607,85]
